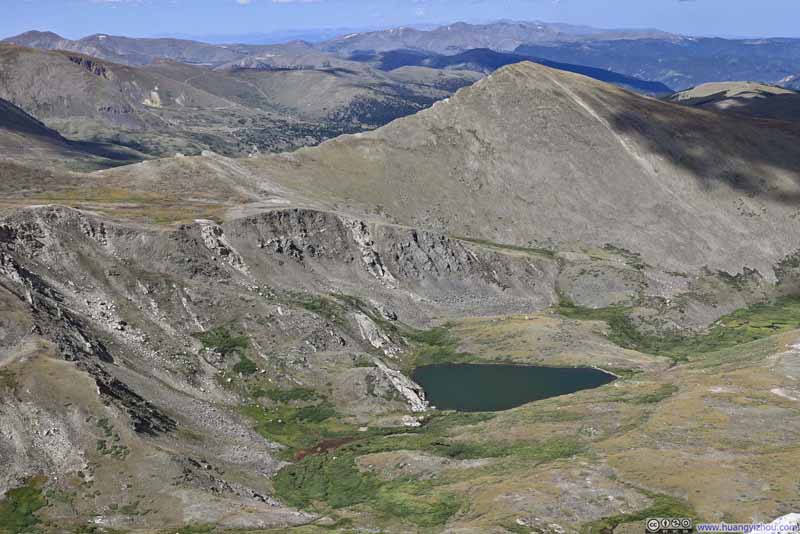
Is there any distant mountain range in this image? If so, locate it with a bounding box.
[351,48,673,95]
[162,25,438,46]
[7,21,800,91]
[318,20,677,56]
[516,38,800,90]
[4,21,677,68]
[163,28,373,46]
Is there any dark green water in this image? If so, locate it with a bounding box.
[411,364,616,412]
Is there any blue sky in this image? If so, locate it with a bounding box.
[5,0,800,40]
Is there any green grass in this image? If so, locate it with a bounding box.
[274,450,463,528]
[254,382,585,529]
[631,384,679,404]
[0,369,17,391]
[404,326,476,367]
[272,427,581,529]
[454,236,556,258]
[420,412,495,433]
[193,326,249,356]
[251,387,319,403]
[275,292,351,331]
[509,436,586,463]
[274,453,380,509]
[232,355,258,376]
[349,433,511,460]
[0,477,46,533]
[556,300,630,323]
[371,482,462,528]
[242,401,343,453]
[583,492,695,534]
[556,296,800,362]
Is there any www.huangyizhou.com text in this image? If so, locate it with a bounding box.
[697,523,800,533]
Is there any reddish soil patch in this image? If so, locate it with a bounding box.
[294,436,357,460]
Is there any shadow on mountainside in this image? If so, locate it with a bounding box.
[605,94,800,204]
[676,91,800,122]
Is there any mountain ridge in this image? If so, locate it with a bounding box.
[668,81,800,121]
[319,20,679,56]
[244,61,800,277]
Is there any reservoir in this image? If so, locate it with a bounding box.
[411,363,617,412]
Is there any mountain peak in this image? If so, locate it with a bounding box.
[255,60,800,277]
[3,30,68,47]
[7,30,65,39]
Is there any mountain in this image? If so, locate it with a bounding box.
[163,27,378,45]
[668,82,800,121]
[3,30,247,66]
[1,30,69,49]
[0,43,475,158]
[517,37,800,90]
[0,96,141,172]
[5,30,380,69]
[355,47,673,95]
[213,40,364,71]
[0,96,69,139]
[3,60,800,532]
[250,61,800,278]
[145,55,479,129]
[319,20,677,56]
[0,43,260,156]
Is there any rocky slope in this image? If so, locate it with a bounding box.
[1,196,797,532]
[2,59,800,533]
[0,201,565,530]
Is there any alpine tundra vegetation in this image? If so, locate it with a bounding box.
[2,5,800,534]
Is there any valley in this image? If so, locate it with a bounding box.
[1,15,800,534]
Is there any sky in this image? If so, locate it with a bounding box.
[4,0,800,41]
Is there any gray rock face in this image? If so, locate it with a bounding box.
[373,359,428,413]
[224,208,559,320]
[354,313,400,357]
